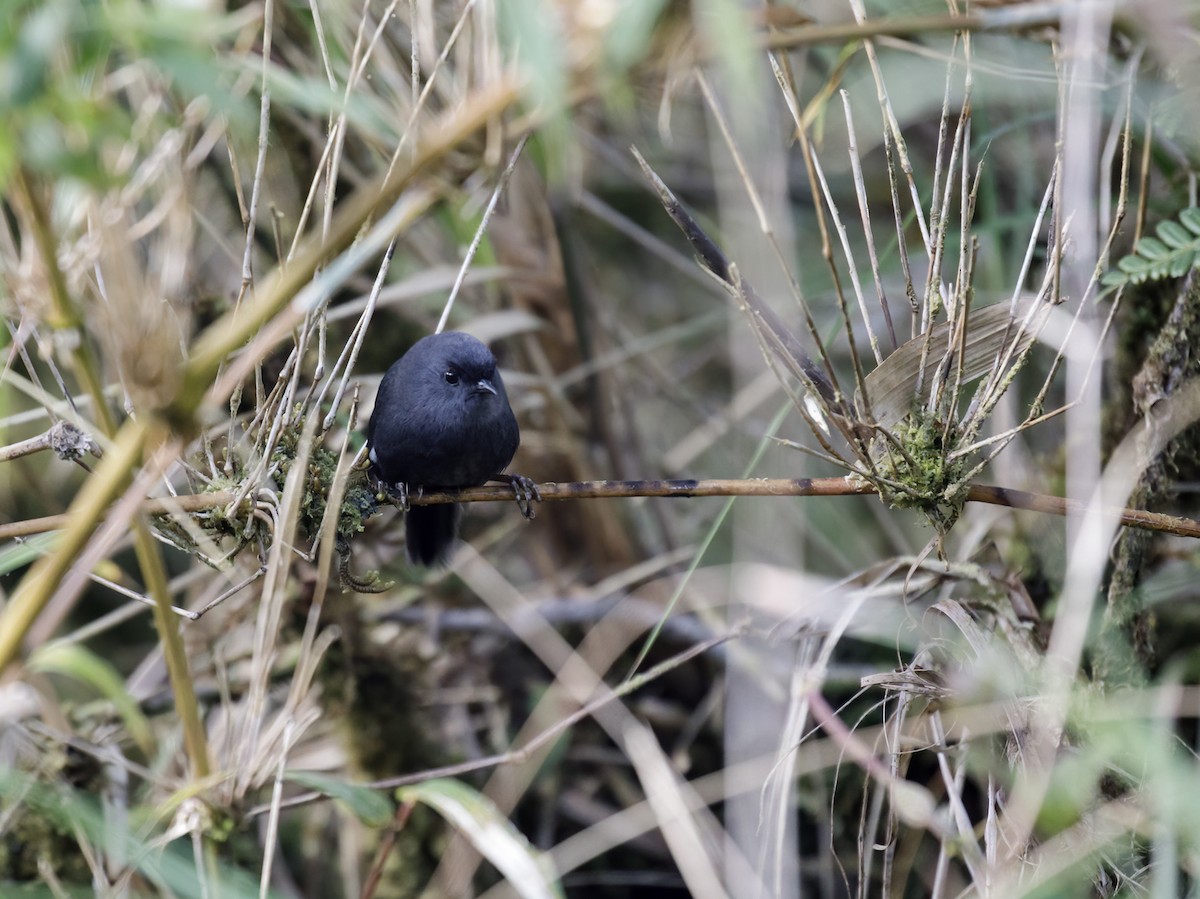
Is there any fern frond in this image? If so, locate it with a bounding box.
[1101,207,1200,290]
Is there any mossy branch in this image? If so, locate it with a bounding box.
[4,478,1199,545]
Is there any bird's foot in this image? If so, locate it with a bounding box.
[375,478,411,511]
[493,473,541,520]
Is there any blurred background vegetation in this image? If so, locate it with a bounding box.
[3,0,1200,896]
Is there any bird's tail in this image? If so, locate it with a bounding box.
[405,503,461,566]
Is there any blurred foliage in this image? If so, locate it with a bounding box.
[0,0,247,187]
[2,0,1200,897]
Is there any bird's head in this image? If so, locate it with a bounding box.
[427,331,507,407]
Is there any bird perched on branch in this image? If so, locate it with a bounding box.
[367,331,538,565]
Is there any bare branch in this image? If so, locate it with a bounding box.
[6,477,1200,547]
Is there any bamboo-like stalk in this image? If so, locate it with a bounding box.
[11,171,213,777]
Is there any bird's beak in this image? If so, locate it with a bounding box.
[474,378,497,396]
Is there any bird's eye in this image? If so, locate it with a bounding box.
[443,370,460,385]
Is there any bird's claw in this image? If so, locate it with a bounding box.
[495,473,540,520]
[374,478,411,511]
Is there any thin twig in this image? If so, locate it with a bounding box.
[840,90,897,352]
[629,145,843,413]
[435,133,529,334]
[316,240,397,432]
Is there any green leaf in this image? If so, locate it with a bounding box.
[0,531,58,576]
[1134,236,1169,260]
[1117,255,1153,274]
[1104,208,1200,290]
[283,771,393,827]
[397,779,563,899]
[29,643,154,755]
[1169,248,1196,278]
[1157,220,1191,248]
[1180,207,1200,235]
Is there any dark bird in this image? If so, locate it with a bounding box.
[367,331,537,566]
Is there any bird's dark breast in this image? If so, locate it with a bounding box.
[372,404,518,489]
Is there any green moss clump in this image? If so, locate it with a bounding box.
[875,408,969,533]
[151,422,383,585]
[270,429,379,545]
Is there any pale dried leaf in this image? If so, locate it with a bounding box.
[861,302,1040,432]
